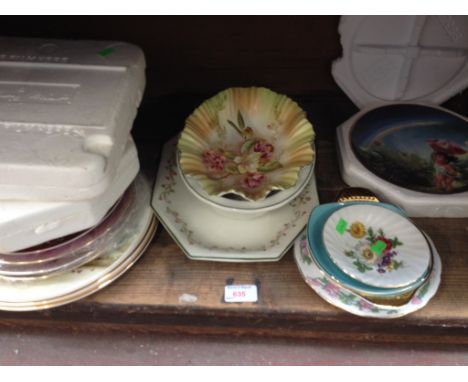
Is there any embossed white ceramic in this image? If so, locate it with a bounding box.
[0,37,146,201]
[0,138,139,253]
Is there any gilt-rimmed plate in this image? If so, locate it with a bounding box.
[0,216,157,312]
[0,186,133,279]
[0,176,156,311]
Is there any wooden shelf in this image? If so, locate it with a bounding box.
[1,94,468,345]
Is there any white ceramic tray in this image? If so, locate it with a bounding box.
[0,138,139,253]
[0,37,145,201]
[294,230,441,319]
[152,139,319,262]
[332,16,468,108]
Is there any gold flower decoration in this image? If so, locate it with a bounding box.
[349,222,366,239]
[361,247,376,263]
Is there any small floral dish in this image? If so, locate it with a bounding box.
[322,204,431,289]
[294,230,441,319]
[178,87,315,201]
[307,202,431,298]
[177,149,314,217]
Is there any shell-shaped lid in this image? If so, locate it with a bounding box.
[322,204,432,289]
[307,201,431,297]
[332,16,468,108]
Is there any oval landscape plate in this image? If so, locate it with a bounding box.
[351,104,468,194]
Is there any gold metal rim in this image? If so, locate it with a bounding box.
[0,215,158,312]
[304,235,433,308]
[335,188,380,203]
[295,235,425,310]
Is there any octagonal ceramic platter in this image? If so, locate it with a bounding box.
[336,104,468,217]
[152,138,319,262]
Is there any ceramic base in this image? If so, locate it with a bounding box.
[152,140,319,262]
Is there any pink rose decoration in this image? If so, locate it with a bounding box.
[358,299,374,311]
[203,149,226,172]
[308,277,322,287]
[242,172,265,189]
[253,139,274,161]
[324,283,340,297]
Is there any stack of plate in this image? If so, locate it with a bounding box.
[152,87,319,262]
[0,38,156,310]
[294,201,442,318]
[0,176,157,312]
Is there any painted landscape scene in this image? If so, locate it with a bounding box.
[351,105,468,194]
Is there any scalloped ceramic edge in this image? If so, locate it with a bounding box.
[294,230,441,319]
[178,87,315,201]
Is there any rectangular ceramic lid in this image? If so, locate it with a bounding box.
[0,37,145,200]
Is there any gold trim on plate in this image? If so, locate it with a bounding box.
[0,215,158,312]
